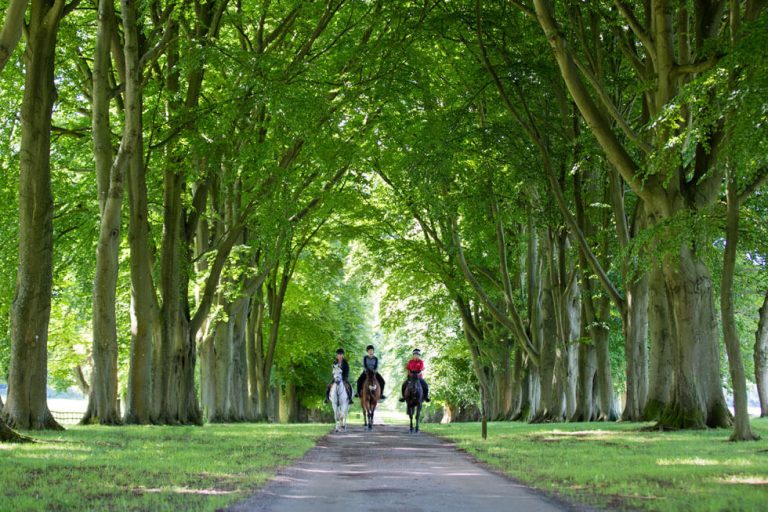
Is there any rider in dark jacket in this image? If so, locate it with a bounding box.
[325,348,353,405]
[356,345,386,399]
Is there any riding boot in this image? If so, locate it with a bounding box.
[324,382,331,404]
[399,381,406,402]
[345,383,354,405]
[377,374,387,399]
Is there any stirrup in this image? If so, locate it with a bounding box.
[398,397,405,402]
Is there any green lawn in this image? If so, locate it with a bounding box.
[0,423,330,511]
[430,419,768,512]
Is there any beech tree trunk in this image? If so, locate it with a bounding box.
[622,273,650,421]
[572,333,597,422]
[85,0,141,426]
[721,166,758,441]
[755,291,768,417]
[659,244,731,429]
[3,0,64,431]
[1,416,31,443]
[533,244,563,422]
[645,265,673,420]
[124,122,156,425]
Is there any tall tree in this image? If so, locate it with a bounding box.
[522,0,768,428]
[2,0,77,431]
[83,0,143,425]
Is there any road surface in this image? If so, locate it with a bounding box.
[228,424,584,512]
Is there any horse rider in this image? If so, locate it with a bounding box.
[325,348,354,405]
[399,348,430,402]
[355,344,387,400]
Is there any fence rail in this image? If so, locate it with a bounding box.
[50,410,83,425]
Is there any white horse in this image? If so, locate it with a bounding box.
[330,365,349,433]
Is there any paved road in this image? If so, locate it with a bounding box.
[228,424,580,512]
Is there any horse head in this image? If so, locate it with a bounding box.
[332,364,343,383]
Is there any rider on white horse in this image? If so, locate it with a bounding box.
[330,364,350,432]
[325,348,353,405]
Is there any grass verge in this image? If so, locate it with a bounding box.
[0,423,329,511]
[430,419,768,512]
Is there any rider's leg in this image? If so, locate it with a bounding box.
[344,381,354,404]
[420,378,430,402]
[399,381,407,401]
[376,373,386,399]
[355,372,365,397]
[324,381,332,403]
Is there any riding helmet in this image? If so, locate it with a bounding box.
[366,345,374,351]
[336,348,345,355]
[412,348,421,355]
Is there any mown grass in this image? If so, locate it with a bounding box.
[430,419,768,511]
[0,423,330,511]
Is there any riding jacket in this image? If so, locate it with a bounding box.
[363,355,379,372]
[406,358,424,378]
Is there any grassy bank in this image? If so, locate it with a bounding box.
[0,423,329,511]
[430,419,768,511]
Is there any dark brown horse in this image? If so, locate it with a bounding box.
[404,370,424,433]
[360,368,381,430]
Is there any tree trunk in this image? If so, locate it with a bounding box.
[622,273,650,421]
[587,295,618,422]
[755,291,768,417]
[3,0,64,431]
[721,165,758,441]
[645,265,673,420]
[533,253,563,422]
[659,244,731,429]
[247,293,265,419]
[156,165,202,425]
[228,297,250,421]
[124,127,156,425]
[280,381,299,423]
[86,0,141,426]
[563,269,580,420]
[572,334,597,422]
[0,416,31,443]
[199,323,219,421]
[0,0,29,72]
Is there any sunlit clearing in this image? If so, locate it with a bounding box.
[657,458,753,467]
[134,486,237,495]
[717,475,768,485]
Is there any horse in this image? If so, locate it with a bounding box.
[403,370,424,433]
[360,367,381,431]
[330,365,349,433]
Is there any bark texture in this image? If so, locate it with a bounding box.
[755,291,768,417]
[3,0,64,431]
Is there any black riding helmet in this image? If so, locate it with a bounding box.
[366,345,374,351]
[412,348,421,355]
[336,348,345,355]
